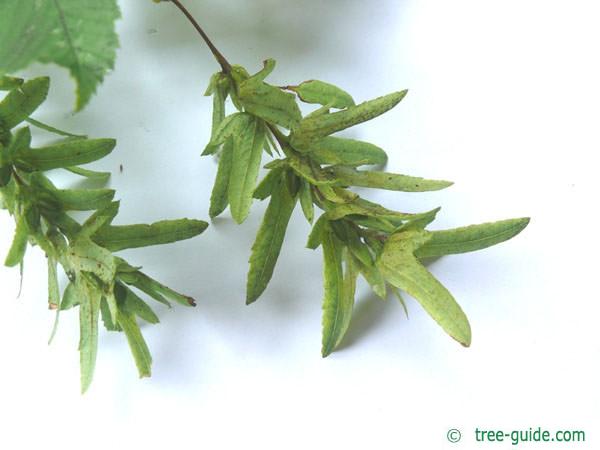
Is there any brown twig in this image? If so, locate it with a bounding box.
[168,0,232,74]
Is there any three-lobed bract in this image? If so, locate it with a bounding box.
[0,77,207,392]
[203,59,529,356]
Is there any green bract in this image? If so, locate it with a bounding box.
[202,59,529,357]
[0,78,207,392]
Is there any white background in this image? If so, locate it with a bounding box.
[1,1,599,449]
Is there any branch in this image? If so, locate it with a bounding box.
[167,0,232,73]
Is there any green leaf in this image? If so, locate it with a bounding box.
[351,217,395,235]
[304,104,331,120]
[47,256,60,309]
[117,311,152,378]
[52,212,82,237]
[0,77,49,130]
[27,170,58,197]
[120,270,196,308]
[79,280,101,393]
[4,217,28,267]
[299,179,314,223]
[60,282,80,310]
[100,296,119,331]
[238,79,302,129]
[116,282,160,325]
[0,75,23,91]
[321,227,357,357]
[0,165,11,186]
[390,285,409,317]
[415,218,531,259]
[377,230,472,346]
[325,197,429,223]
[15,138,116,171]
[202,112,249,156]
[229,65,251,85]
[26,117,86,138]
[248,59,276,83]
[212,87,227,137]
[307,215,328,250]
[354,256,387,300]
[328,203,430,236]
[65,166,110,180]
[0,0,121,110]
[262,134,274,157]
[204,72,218,96]
[308,136,388,166]
[92,218,208,252]
[246,174,297,304]
[328,166,453,192]
[209,137,234,218]
[0,168,16,205]
[119,275,170,308]
[253,165,286,200]
[340,224,373,268]
[53,188,115,211]
[68,238,116,285]
[24,204,42,234]
[289,80,355,109]
[106,288,121,328]
[288,153,336,186]
[46,226,68,253]
[290,90,408,150]
[228,116,266,223]
[394,207,441,233]
[365,233,385,258]
[47,256,61,344]
[206,72,230,139]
